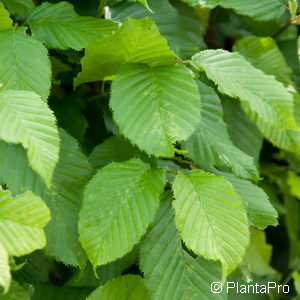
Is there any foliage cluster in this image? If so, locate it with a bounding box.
[0,0,300,299]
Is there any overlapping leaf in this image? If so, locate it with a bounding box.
[87,275,150,300]
[0,90,59,187]
[234,36,293,85]
[140,194,226,300]
[185,0,286,21]
[215,171,278,229]
[0,188,50,256]
[172,170,249,278]
[222,99,263,164]
[79,158,165,267]
[0,243,10,293]
[27,1,118,50]
[0,2,12,31]
[109,0,206,58]
[75,17,176,86]
[89,136,145,170]
[183,81,258,179]
[0,130,92,268]
[110,64,200,156]
[1,0,34,15]
[192,50,300,153]
[0,27,51,101]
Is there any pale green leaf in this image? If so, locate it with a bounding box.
[75,17,176,86]
[192,50,300,153]
[87,275,150,300]
[89,136,144,170]
[27,1,118,50]
[216,171,278,230]
[0,188,50,256]
[289,0,298,18]
[172,170,249,278]
[140,194,226,299]
[0,2,12,30]
[293,271,300,295]
[110,64,200,157]
[243,229,276,277]
[109,0,206,59]
[1,0,34,15]
[79,158,165,267]
[0,90,59,187]
[233,36,293,86]
[185,0,286,21]
[0,243,10,293]
[0,27,51,101]
[183,81,258,179]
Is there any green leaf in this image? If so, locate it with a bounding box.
[192,50,300,153]
[109,0,206,59]
[0,243,10,293]
[44,130,92,268]
[0,27,51,101]
[0,2,12,31]
[1,0,34,15]
[0,188,50,256]
[243,229,276,277]
[0,280,30,299]
[293,271,300,295]
[183,81,258,179]
[27,1,118,50]
[288,171,300,199]
[172,170,249,278]
[215,171,278,230]
[110,64,200,157]
[0,90,59,187]
[87,275,150,300]
[233,36,293,86]
[185,0,286,21]
[222,99,263,165]
[75,17,176,85]
[0,130,92,268]
[89,136,144,170]
[140,193,226,299]
[289,0,298,18]
[31,283,90,300]
[79,158,165,267]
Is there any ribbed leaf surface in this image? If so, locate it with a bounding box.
[192,50,300,153]
[222,99,263,164]
[109,0,206,58]
[1,0,34,15]
[140,194,226,300]
[0,243,10,293]
[89,136,144,170]
[110,64,200,156]
[183,81,258,179]
[79,158,165,267]
[216,171,278,230]
[234,36,293,85]
[172,170,249,278]
[0,2,12,30]
[44,130,92,268]
[0,90,59,187]
[186,0,286,21]
[27,1,118,50]
[87,275,150,300]
[0,130,92,268]
[0,27,51,101]
[0,188,50,256]
[75,17,176,85]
